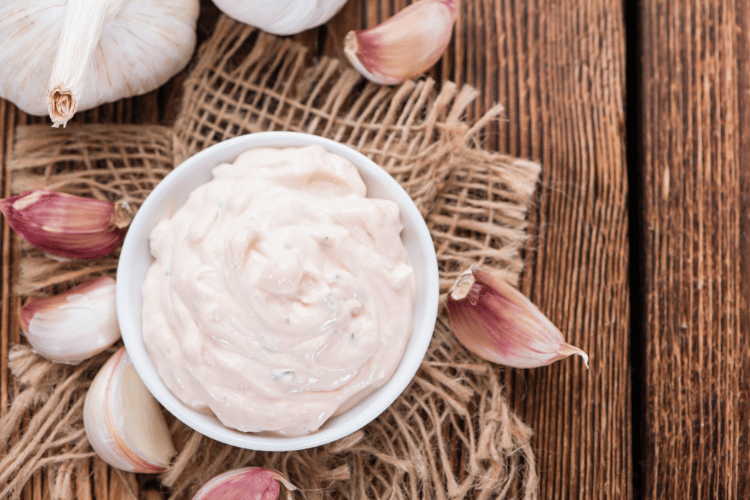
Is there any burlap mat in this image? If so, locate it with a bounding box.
[1,15,541,500]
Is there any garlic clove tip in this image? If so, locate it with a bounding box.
[557,343,590,369]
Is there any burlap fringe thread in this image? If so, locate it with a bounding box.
[1,15,540,500]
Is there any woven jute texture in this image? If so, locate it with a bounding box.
[1,15,541,500]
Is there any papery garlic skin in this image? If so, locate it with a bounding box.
[213,0,349,35]
[0,0,199,126]
[0,189,133,259]
[446,268,589,369]
[344,0,457,85]
[20,276,121,365]
[84,347,176,473]
[192,467,295,500]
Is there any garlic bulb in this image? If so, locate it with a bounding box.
[344,0,457,85]
[0,189,134,259]
[20,276,121,364]
[0,0,199,127]
[84,347,176,473]
[212,0,349,36]
[192,468,296,500]
[446,268,589,369]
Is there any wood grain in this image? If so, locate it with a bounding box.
[466,1,630,499]
[736,2,750,498]
[0,0,633,498]
[640,0,744,497]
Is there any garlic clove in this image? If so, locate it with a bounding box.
[84,347,176,473]
[213,0,350,36]
[192,467,296,500]
[446,268,589,369]
[20,276,121,365]
[344,0,458,85]
[0,189,134,260]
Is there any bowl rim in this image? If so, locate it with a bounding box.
[116,131,439,451]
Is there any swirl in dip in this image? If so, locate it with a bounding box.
[141,145,416,435]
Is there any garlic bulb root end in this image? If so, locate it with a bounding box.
[48,87,76,128]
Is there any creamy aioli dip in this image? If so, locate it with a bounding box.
[141,145,416,435]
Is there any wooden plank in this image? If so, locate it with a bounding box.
[639,0,742,497]
[735,2,750,498]
[480,1,631,499]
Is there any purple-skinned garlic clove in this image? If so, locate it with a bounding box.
[192,467,296,500]
[0,189,134,259]
[446,268,589,369]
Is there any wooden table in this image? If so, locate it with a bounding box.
[4,0,744,498]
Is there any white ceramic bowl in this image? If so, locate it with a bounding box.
[116,132,439,451]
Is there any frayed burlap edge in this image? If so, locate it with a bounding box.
[1,14,541,500]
